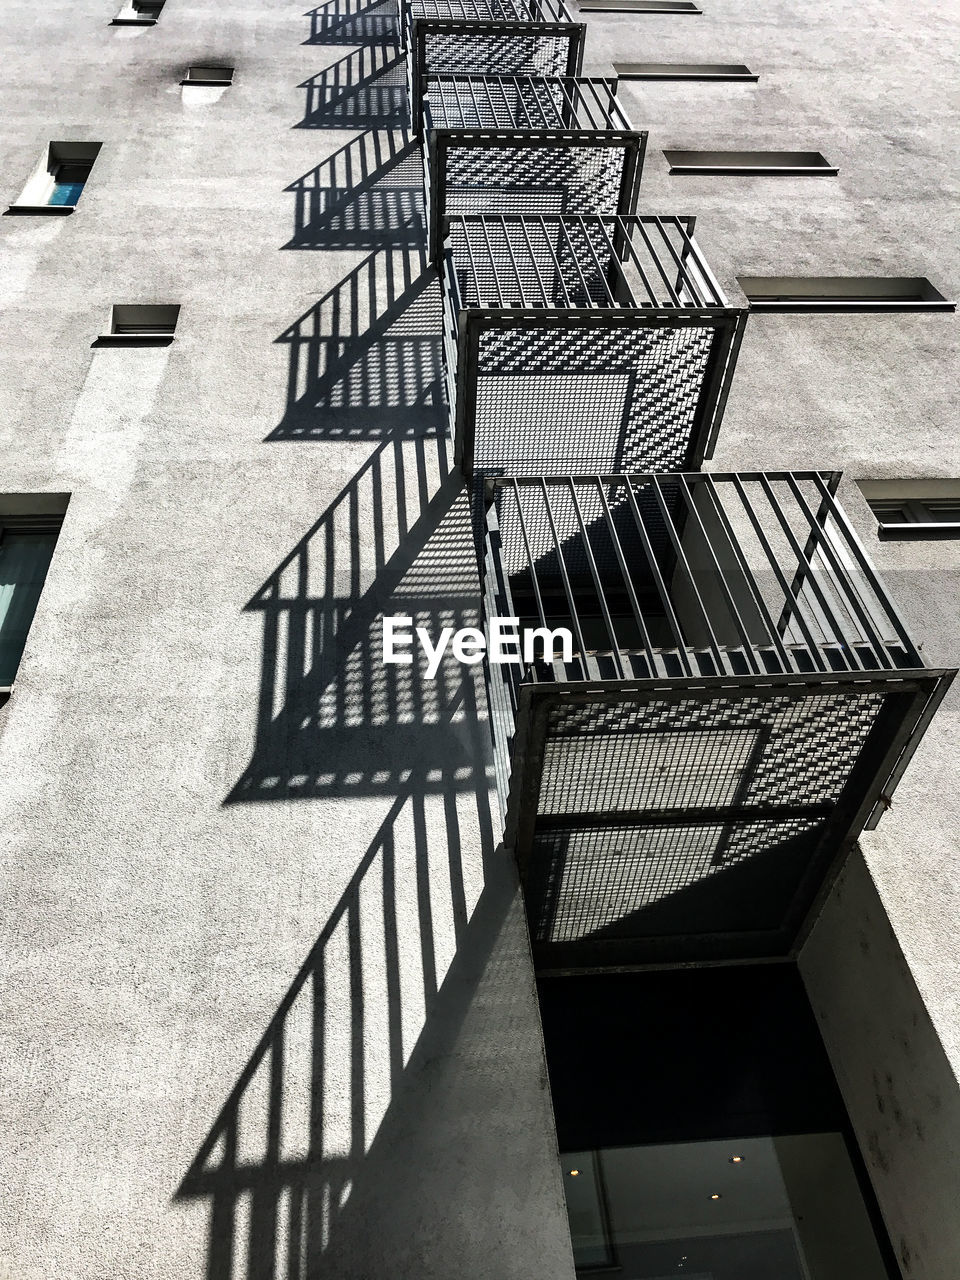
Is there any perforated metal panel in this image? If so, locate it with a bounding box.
[422,76,645,258]
[442,216,746,478]
[474,325,717,474]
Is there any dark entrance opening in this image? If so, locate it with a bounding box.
[538,965,900,1278]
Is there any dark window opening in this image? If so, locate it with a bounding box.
[183,65,235,85]
[583,0,700,10]
[664,149,837,174]
[0,515,63,688]
[738,275,954,312]
[111,304,180,335]
[539,967,900,1280]
[615,62,756,80]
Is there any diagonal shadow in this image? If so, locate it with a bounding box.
[303,0,399,45]
[296,47,409,129]
[177,675,539,1278]
[283,131,425,250]
[227,436,488,803]
[269,245,444,441]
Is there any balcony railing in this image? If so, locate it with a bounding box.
[442,214,747,481]
[403,0,586,122]
[481,471,955,968]
[421,75,646,257]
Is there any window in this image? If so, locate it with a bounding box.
[615,62,757,80]
[858,482,960,539]
[182,65,235,85]
[737,275,955,312]
[96,304,180,345]
[6,142,102,215]
[582,0,700,11]
[0,509,66,690]
[111,0,164,23]
[663,149,837,174]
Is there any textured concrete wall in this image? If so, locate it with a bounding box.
[0,0,958,1277]
[0,2,574,1277]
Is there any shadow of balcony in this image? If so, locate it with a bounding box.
[269,245,444,442]
[303,0,400,45]
[177,726,562,1278]
[227,436,488,803]
[297,47,409,129]
[283,131,425,251]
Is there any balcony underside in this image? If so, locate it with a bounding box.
[505,672,949,969]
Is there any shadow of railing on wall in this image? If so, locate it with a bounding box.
[297,47,408,129]
[269,246,443,442]
[283,131,425,250]
[303,0,400,45]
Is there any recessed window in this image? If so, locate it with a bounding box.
[0,505,67,691]
[615,62,757,80]
[583,0,700,10]
[182,65,235,85]
[5,142,103,216]
[738,276,955,312]
[95,304,180,345]
[112,0,164,23]
[664,149,837,174]
[858,482,960,540]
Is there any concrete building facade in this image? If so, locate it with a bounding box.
[0,0,957,1277]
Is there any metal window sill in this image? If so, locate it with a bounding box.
[110,16,157,24]
[582,0,700,10]
[92,334,176,347]
[4,204,76,216]
[664,149,836,175]
[616,63,756,80]
[747,299,956,312]
[181,78,233,87]
[878,522,960,541]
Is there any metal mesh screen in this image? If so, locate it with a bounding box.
[421,31,576,78]
[473,325,718,473]
[443,144,629,219]
[527,816,824,943]
[537,690,884,816]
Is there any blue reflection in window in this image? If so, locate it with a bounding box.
[47,164,91,207]
[49,180,85,206]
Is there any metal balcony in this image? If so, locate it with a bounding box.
[421,75,646,259]
[481,472,955,968]
[442,214,747,482]
[403,0,586,123]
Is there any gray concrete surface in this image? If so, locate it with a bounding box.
[0,0,958,1276]
[0,2,574,1277]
